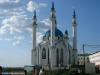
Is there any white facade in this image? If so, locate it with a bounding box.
[31,3,78,69]
[89,51,100,66]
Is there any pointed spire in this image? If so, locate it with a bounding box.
[51,2,56,18]
[33,10,37,20]
[51,2,55,11]
[73,9,76,18]
[72,9,77,25]
[33,10,37,25]
[50,2,57,25]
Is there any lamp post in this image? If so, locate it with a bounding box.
[82,44,85,74]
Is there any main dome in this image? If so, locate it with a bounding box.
[44,28,63,38]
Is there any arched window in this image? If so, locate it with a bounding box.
[56,48,59,67]
[42,48,46,59]
[60,48,63,66]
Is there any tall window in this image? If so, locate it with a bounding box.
[56,48,59,67]
[42,48,46,59]
[48,48,50,64]
[60,48,63,66]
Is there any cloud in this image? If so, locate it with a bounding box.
[26,1,47,12]
[0,16,51,46]
[12,40,20,46]
[0,0,22,10]
[0,0,20,4]
[0,7,26,20]
[0,12,29,35]
[39,18,50,29]
[4,38,12,41]
[12,36,24,46]
[26,27,32,33]
[36,32,43,44]
[0,0,49,46]
[0,10,30,46]
[40,18,50,26]
[13,36,24,40]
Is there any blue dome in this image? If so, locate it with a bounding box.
[44,28,63,38]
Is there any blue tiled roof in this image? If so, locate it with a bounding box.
[44,28,63,38]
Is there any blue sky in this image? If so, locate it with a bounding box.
[0,0,100,67]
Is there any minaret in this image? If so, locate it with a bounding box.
[49,2,57,69]
[50,2,57,47]
[72,10,78,65]
[32,10,37,65]
[33,10,37,49]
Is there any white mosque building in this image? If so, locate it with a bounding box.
[31,3,78,69]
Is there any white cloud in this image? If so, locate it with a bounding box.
[5,38,12,41]
[0,0,9,3]
[13,36,24,40]
[39,3,47,7]
[0,16,51,46]
[0,37,12,42]
[12,36,24,46]
[26,1,47,12]
[26,27,32,33]
[0,10,30,46]
[0,0,20,4]
[40,18,51,27]
[38,18,50,33]
[12,40,20,46]
[36,32,43,44]
[0,13,29,35]
[0,1,49,46]
[14,0,20,3]
[27,1,38,12]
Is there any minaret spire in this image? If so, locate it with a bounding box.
[51,2,57,25]
[32,10,38,65]
[33,10,37,25]
[73,9,76,18]
[72,9,78,65]
[72,9,77,25]
[51,2,55,11]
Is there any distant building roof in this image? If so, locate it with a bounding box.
[78,54,91,56]
[90,51,100,55]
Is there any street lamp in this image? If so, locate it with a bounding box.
[82,44,85,74]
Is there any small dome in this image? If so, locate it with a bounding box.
[65,30,68,35]
[44,28,63,38]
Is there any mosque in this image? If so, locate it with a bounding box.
[31,3,78,69]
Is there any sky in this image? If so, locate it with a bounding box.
[0,0,100,67]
